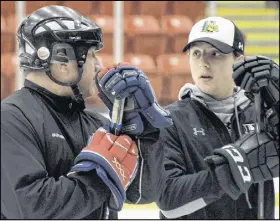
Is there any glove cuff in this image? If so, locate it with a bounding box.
[68,160,125,211]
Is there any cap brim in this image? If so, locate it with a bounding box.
[182,37,234,54]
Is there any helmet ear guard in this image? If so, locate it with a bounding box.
[17,5,103,107]
[17,5,103,73]
[42,42,80,87]
[50,43,75,64]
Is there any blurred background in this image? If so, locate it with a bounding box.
[1,1,279,219]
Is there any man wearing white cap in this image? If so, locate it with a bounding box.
[155,16,279,219]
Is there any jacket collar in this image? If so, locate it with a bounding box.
[24,79,85,113]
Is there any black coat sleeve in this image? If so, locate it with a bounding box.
[1,108,110,219]
[156,125,225,218]
[125,120,165,204]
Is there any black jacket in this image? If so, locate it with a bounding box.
[1,80,164,219]
[156,96,275,219]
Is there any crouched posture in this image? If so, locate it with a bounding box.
[1,5,172,219]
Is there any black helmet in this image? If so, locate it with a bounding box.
[17,5,103,75]
[17,5,103,108]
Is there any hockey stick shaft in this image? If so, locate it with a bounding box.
[103,98,126,219]
[111,98,125,136]
[208,92,265,219]
[254,92,264,219]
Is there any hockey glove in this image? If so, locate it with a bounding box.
[205,132,279,200]
[232,56,279,115]
[67,126,139,211]
[95,63,173,136]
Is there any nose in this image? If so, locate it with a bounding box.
[95,64,102,74]
[199,54,210,69]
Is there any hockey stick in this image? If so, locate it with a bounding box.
[111,98,126,136]
[94,69,126,136]
[254,92,264,219]
[103,98,126,219]
[208,90,265,219]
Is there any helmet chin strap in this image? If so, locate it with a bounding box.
[70,63,85,110]
[37,43,90,109]
[44,56,86,110]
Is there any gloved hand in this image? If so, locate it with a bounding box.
[94,63,173,136]
[67,126,139,211]
[232,56,279,112]
[205,132,279,200]
[232,55,279,140]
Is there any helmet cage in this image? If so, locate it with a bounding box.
[18,16,103,71]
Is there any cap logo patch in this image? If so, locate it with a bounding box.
[238,42,244,51]
[201,20,219,33]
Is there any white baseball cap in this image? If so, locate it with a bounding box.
[182,16,245,54]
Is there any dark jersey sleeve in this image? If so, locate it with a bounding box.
[1,106,110,219]
[156,125,225,218]
[125,119,166,204]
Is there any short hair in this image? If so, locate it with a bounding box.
[233,50,243,57]
[187,43,243,58]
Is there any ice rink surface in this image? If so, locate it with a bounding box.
[119,207,279,219]
[119,178,279,219]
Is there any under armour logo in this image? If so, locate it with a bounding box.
[193,128,205,136]
[52,133,65,139]
[238,42,244,51]
[112,157,126,180]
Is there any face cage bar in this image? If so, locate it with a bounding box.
[31,17,103,51]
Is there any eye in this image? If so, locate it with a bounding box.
[193,50,201,57]
[212,51,221,57]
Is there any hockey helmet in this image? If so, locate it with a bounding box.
[17,5,103,86]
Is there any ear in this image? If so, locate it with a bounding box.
[235,54,244,62]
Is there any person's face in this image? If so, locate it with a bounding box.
[189,42,239,99]
[51,60,78,84]
[78,47,101,98]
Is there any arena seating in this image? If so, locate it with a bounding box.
[96,53,114,68]
[1,1,15,17]
[172,1,206,22]
[98,1,134,16]
[124,53,162,99]
[1,52,17,99]
[124,15,168,61]
[25,1,60,15]
[136,1,169,20]
[157,53,193,101]
[1,14,16,53]
[161,15,193,53]
[1,1,205,103]
[90,15,115,54]
[157,53,191,76]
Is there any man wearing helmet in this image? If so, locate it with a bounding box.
[1,5,173,219]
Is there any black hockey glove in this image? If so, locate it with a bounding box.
[232,55,279,116]
[233,56,279,140]
[205,132,279,200]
